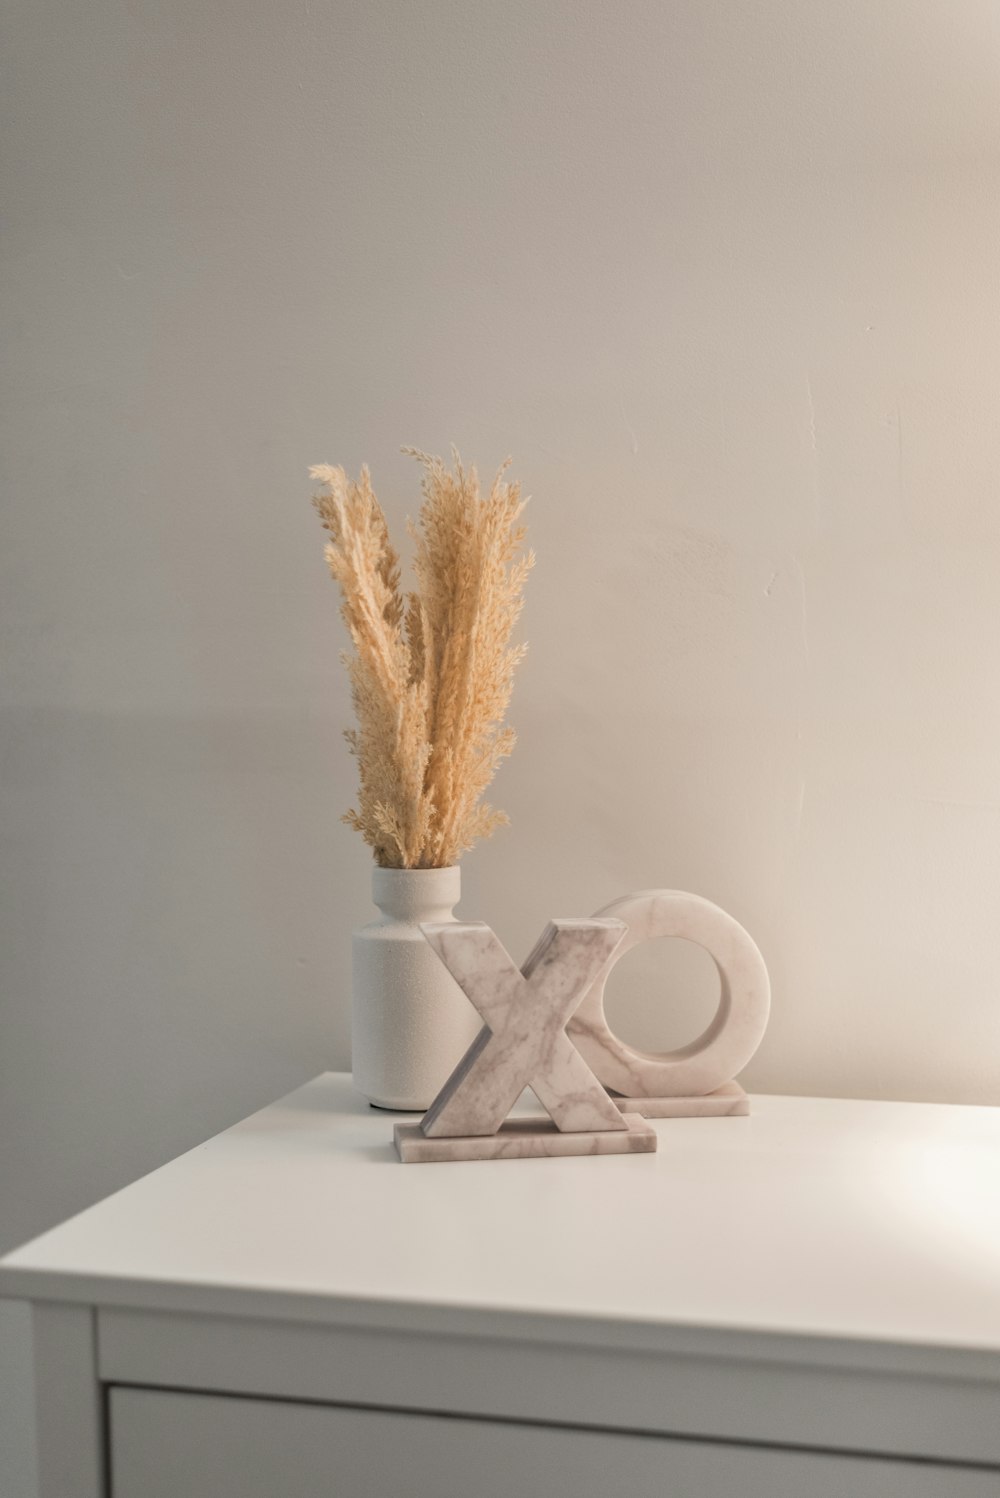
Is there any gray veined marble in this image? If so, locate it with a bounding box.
[394,1113,656,1163]
[612,1081,750,1117]
[568,890,770,1104]
[420,919,630,1139]
[392,918,658,1163]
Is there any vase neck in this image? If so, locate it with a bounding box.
[371,866,461,923]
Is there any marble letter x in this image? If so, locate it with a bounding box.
[419,919,629,1139]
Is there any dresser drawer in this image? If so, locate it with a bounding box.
[110,1387,997,1498]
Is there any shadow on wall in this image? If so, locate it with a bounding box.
[0,702,354,1258]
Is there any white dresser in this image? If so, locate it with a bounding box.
[3,1074,999,1497]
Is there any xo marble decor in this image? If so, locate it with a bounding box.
[611,1080,750,1118]
[394,1114,655,1163]
[567,890,770,1116]
[393,919,658,1163]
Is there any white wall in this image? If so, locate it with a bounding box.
[4,0,1000,1275]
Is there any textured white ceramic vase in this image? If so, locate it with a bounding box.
[352,866,481,1110]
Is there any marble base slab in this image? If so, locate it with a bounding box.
[394,1113,657,1163]
[611,1081,749,1118]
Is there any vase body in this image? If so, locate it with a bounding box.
[352,865,481,1109]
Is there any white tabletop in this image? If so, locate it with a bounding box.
[3,1074,999,1367]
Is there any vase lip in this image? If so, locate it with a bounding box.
[371,864,461,896]
[371,862,461,912]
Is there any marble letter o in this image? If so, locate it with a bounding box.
[566,890,770,1099]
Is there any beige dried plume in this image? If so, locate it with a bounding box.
[311,448,533,869]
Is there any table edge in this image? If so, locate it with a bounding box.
[4,1262,1000,1386]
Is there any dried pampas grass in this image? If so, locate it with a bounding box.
[311,448,533,869]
